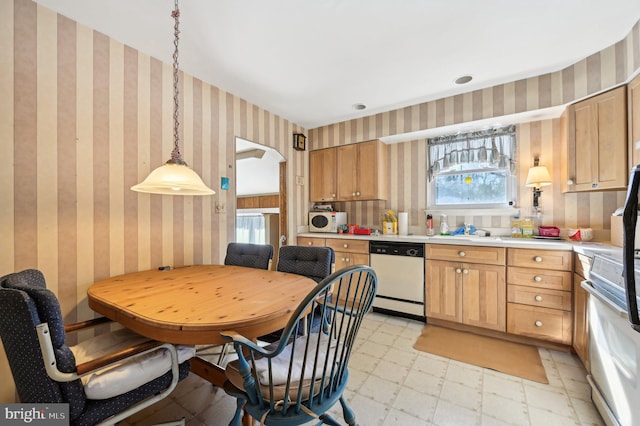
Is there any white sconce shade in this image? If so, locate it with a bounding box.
[131,160,215,195]
[525,166,552,189]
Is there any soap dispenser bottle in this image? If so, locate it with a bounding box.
[440,214,449,235]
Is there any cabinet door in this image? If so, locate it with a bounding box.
[573,272,589,371]
[630,74,640,167]
[356,140,387,200]
[571,86,627,191]
[462,263,506,332]
[425,260,462,323]
[335,252,369,270]
[336,144,358,200]
[309,148,337,202]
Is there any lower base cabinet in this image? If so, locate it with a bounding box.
[507,303,572,344]
[506,248,573,346]
[426,245,506,332]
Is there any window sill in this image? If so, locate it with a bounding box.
[425,207,519,217]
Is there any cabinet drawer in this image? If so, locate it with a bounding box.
[426,244,505,266]
[507,266,572,291]
[325,238,369,254]
[507,303,572,345]
[297,237,326,247]
[507,249,572,271]
[507,285,571,311]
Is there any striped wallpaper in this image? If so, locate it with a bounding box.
[0,0,308,401]
[2,0,640,402]
[311,19,640,238]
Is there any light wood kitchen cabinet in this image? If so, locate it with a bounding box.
[573,253,592,371]
[309,148,337,202]
[426,245,506,332]
[336,140,388,201]
[297,236,326,247]
[325,238,369,269]
[629,73,640,167]
[507,248,573,345]
[567,85,627,192]
[296,237,369,270]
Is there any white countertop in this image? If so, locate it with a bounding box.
[298,232,620,258]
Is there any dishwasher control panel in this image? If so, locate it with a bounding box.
[369,241,424,257]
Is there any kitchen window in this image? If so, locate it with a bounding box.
[428,125,517,210]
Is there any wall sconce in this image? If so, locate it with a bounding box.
[525,157,552,212]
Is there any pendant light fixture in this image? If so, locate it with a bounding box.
[131,0,215,196]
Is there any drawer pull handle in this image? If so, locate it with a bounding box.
[456,268,462,274]
[345,258,350,262]
[534,276,542,282]
[535,320,543,327]
[343,243,348,248]
[534,256,543,263]
[463,269,469,275]
[308,242,313,246]
[459,251,466,257]
[535,295,543,302]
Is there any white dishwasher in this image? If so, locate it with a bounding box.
[369,241,425,320]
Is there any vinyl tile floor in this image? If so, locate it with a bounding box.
[120,312,604,426]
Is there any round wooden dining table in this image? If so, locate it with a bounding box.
[87,264,317,388]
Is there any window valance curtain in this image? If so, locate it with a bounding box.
[428,125,516,178]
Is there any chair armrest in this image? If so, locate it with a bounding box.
[36,323,179,383]
[220,330,269,355]
[75,340,164,375]
[64,316,113,333]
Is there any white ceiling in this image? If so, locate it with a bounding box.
[35,0,640,131]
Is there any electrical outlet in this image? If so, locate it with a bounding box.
[215,202,226,213]
[296,175,304,185]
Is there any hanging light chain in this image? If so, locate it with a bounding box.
[170,0,184,163]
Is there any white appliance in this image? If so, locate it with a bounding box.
[369,241,425,320]
[308,212,346,233]
[583,253,640,426]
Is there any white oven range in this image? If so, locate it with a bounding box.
[582,253,640,426]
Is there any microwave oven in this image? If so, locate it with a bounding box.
[309,212,347,233]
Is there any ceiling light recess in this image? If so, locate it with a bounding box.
[455,75,473,85]
[352,103,367,110]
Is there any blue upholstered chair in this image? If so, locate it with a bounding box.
[224,242,274,270]
[0,269,193,426]
[222,265,377,426]
[252,245,336,343]
[276,245,335,282]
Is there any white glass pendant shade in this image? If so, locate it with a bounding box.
[525,166,552,188]
[131,159,215,195]
[131,0,214,196]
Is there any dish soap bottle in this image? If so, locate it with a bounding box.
[426,214,434,236]
[440,214,449,235]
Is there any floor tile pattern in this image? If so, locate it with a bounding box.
[120,313,604,426]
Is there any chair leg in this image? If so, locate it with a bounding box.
[339,396,356,426]
[228,397,245,426]
[318,413,341,426]
[217,343,229,365]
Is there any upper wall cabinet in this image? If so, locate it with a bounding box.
[336,140,388,201]
[629,74,640,168]
[309,147,338,202]
[309,140,388,202]
[566,86,627,192]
